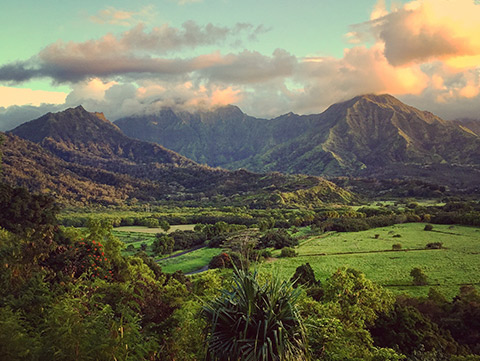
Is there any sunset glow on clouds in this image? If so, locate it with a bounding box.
[0,87,67,108]
[1,0,480,129]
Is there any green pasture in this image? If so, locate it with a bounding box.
[112,225,196,256]
[260,223,480,299]
[157,247,222,274]
[114,224,195,234]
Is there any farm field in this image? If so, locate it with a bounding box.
[114,224,196,234]
[112,224,196,256]
[109,219,480,298]
[260,223,480,299]
[157,247,222,274]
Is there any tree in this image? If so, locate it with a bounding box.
[290,263,319,288]
[410,267,428,286]
[152,234,174,256]
[203,268,309,361]
[144,218,159,228]
[159,220,170,232]
[0,134,3,175]
[258,229,298,249]
[323,267,395,328]
[424,224,434,231]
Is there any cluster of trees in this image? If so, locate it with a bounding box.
[0,183,201,360]
[2,182,480,360]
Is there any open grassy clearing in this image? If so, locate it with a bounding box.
[114,224,196,234]
[112,225,196,256]
[259,223,480,299]
[157,247,221,274]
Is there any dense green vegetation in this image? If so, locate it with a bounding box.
[1,182,480,360]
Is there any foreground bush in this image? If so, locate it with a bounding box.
[202,268,309,360]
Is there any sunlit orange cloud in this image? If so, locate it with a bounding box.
[301,43,428,98]
[0,86,67,107]
[185,86,242,108]
[210,87,242,106]
[374,0,480,67]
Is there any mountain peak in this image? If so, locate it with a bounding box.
[10,105,123,144]
[346,94,408,109]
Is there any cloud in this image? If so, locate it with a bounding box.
[90,6,156,26]
[0,86,67,108]
[172,0,203,4]
[200,49,297,84]
[367,0,480,66]
[0,22,268,83]
[2,2,480,123]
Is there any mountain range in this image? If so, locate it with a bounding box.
[0,106,353,207]
[116,94,480,189]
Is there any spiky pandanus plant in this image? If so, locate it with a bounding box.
[202,268,309,361]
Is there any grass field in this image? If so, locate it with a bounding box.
[114,224,195,234]
[157,247,222,274]
[112,225,196,256]
[259,223,480,299]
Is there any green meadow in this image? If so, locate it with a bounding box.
[112,221,480,298]
[112,224,196,256]
[114,224,196,234]
[260,223,480,299]
[157,247,222,274]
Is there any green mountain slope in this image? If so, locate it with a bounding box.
[116,95,480,185]
[1,107,354,207]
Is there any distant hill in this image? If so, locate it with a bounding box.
[114,105,272,167]
[116,94,480,189]
[1,106,354,207]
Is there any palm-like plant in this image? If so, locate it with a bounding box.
[202,268,309,361]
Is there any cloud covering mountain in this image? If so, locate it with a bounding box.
[1,0,480,130]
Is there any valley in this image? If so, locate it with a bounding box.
[1,94,480,360]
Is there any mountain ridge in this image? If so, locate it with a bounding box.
[115,94,480,185]
[2,106,354,207]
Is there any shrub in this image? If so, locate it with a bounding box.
[328,218,370,232]
[290,263,319,288]
[258,249,272,259]
[410,267,428,286]
[171,230,206,251]
[144,218,160,228]
[392,243,402,251]
[426,242,443,249]
[424,224,434,231]
[257,229,298,249]
[280,247,297,258]
[209,253,231,269]
[202,268,308,360]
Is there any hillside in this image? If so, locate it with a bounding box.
[453,118,480,137]
[116,95,480,188]
[1,107,354,207]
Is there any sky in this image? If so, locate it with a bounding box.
[1,0,480,130]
